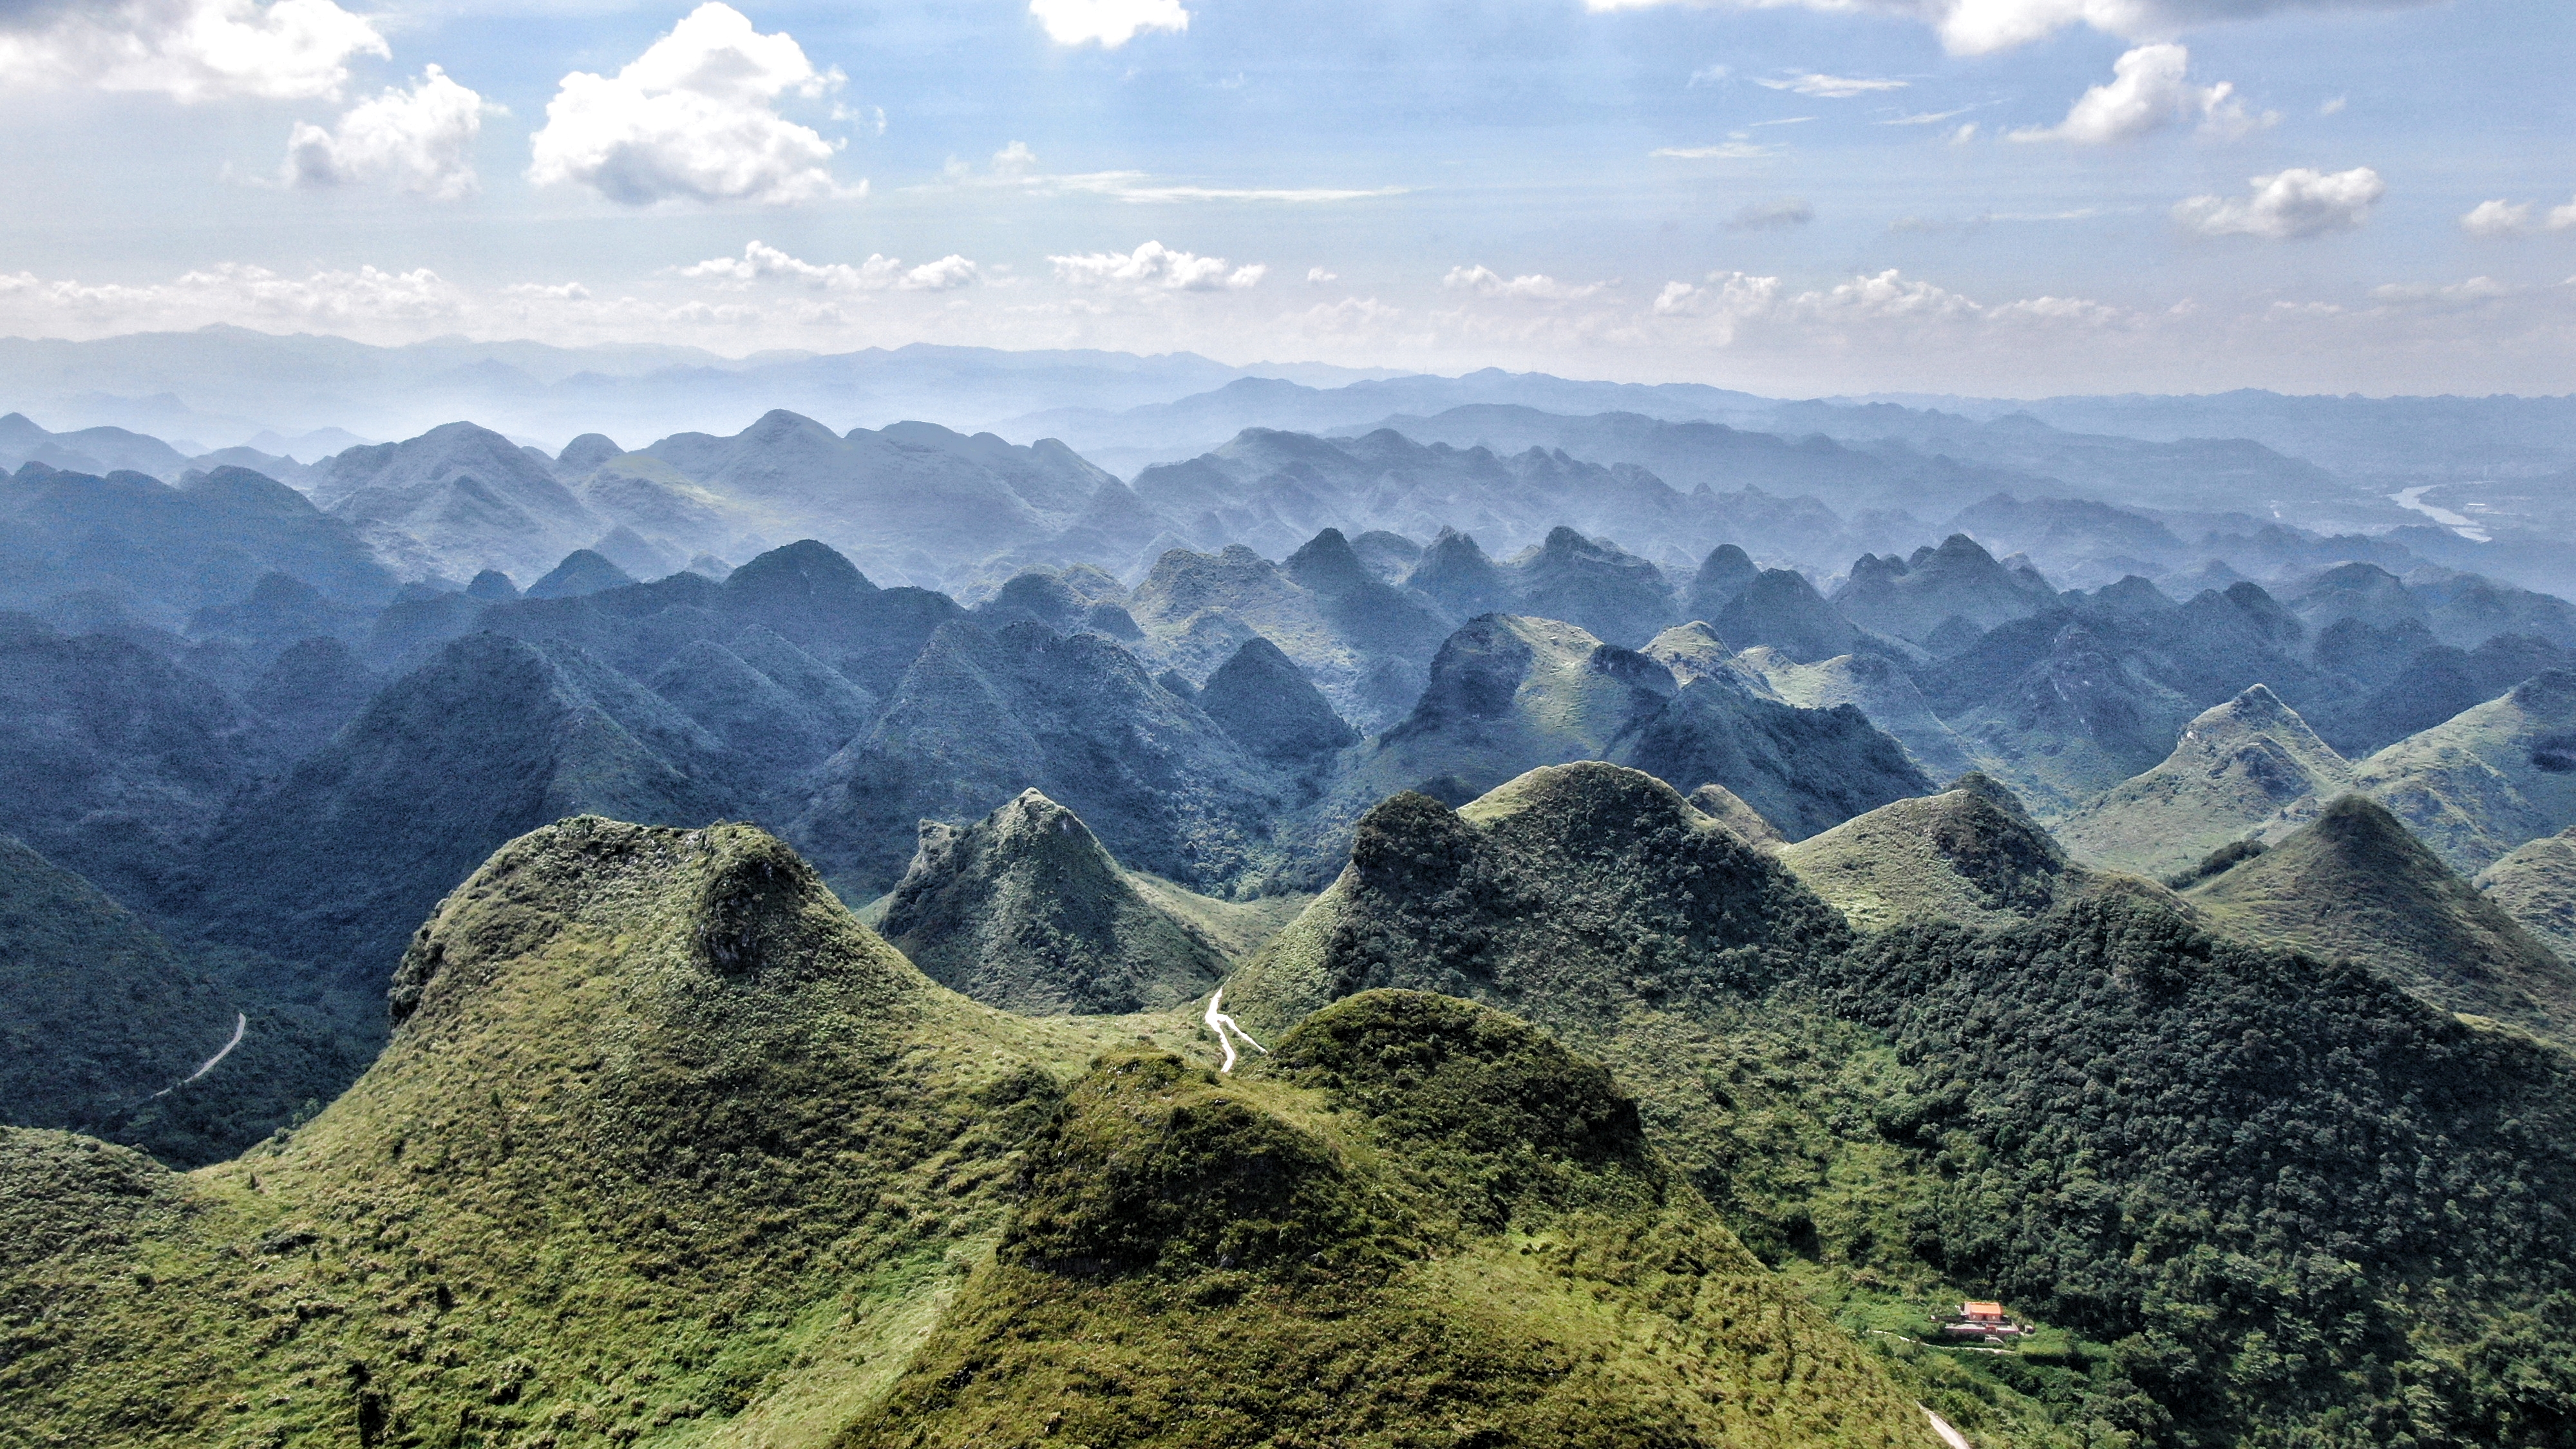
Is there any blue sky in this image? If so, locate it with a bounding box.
[0,0,2568,393]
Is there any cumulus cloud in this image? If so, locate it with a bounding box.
[2011,44,2273,144]
[2459,196,2576,238]
[283,66,488,200]
[1443,265,1606,301]
[679,240,979,291]
[1050,240,1264,291]
[1649,265,2134,341]
[0,0,386,101]
[527,3,849,207]
[1756,72,1907,97]
[1307,267,1338,284]
[2174,166,2383,240]
[1584,0,2435,57]
[1728,198,1815,231]
[1028,0,1188,46]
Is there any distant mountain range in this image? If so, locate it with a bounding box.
[16,337,2576,1448]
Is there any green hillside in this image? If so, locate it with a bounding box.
[2277,667,2576,873]
[3,816,1913,1449]
[2188,793,2576,1042]
[0,818,1204,1448]
[878,788,1232,1015]
[0,835,235,1131]
[0,835,383,1168]
[837,992,1939,1449]
[2477,826,2576,961]
[1777,774,2165,932]
[1226,762,2576,1445]
[2058,684,2353,880]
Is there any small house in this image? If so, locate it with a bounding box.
[1941,1301,2025,1340]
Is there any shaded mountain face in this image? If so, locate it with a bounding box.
[2058,684,2354,880]
[448,538,958,703]
[1128,535,1449,732]
[790,618,1291,900]
[523,547,637,599]
[242,636,380,761]
[1318,612,1926,855]
[1713,567,1864,663]
[0,836,234,1136]
[2190,794,2576,1042]
[845,992,1935,1449]
[1778,774,2121,933]
[2478,826,2576,963]
[877,788,1229,1015]
[1683,542,1759,621]
[640,410,1113,579]
[316,420,604,583]
[0,612,277,909]
[1501,524,1678,647]
[1831,533,2061,645]
[2309,632,2576,757]
[187,632,739,982]
[1230,762,1850,1039]
[0,462,395,627]
[2281,667,2576,873]
[1732,645,1987,784]
[1192,633,1358,766]
[1926,582,2351,819]
[1130,424,1721,569]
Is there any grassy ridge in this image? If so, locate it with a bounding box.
[839,991,1938,1449]
[1225,762,2576,1446]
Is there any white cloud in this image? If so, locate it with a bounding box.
[1686,62,1730,86]
[1728,198,1815,230]
[992,140,1037,176]
[1050,240,1264,291]
[2174,166,2383,240]
[2318,95,2347,115]
[1949,122,1979,144]
[1307,267,1338,284]
[1884,106,1975,125]
[2011,44,2272,144]
[527,3,849,207]
[1653,270,1781,322]
[0,0,385,102]
[1756,72,1906,97]
[678,240,978,291]
[2462,200,2535,238]
[2459,196,2576,238]
[1651,142,1774,160]
[2369,276,2512,308]
[1583,0,2434,57]
[1443,265,1606,301]
[1028,0,1188,46]
[504,281,591,300]
[283,66,488,200]
[0,261,462,332]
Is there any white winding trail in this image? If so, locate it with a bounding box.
[155,1012,247,1098]
[1920,1406,1973,1449]
[1202,989,1267,1074]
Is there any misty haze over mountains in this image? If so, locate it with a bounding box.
[17,336,2576,1447]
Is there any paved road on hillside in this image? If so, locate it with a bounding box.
[1203,989,1267,1073]
[155,1012,247,1097]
